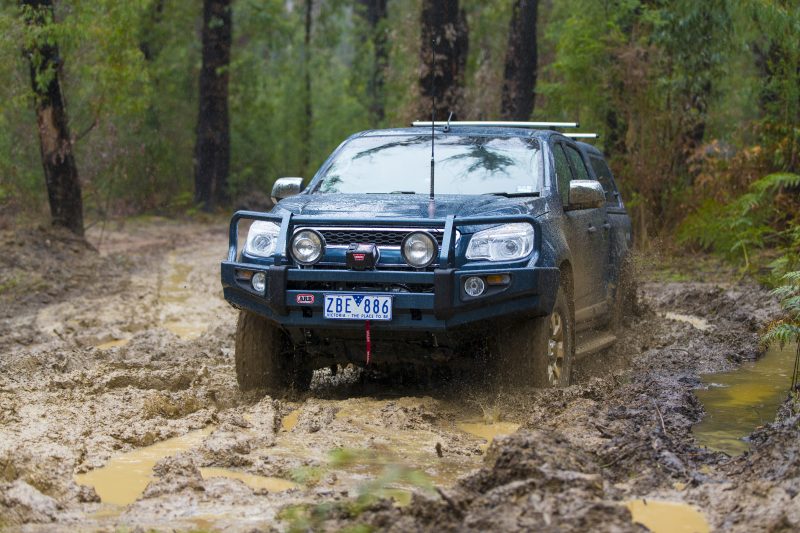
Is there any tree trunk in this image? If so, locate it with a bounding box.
[194,0,232,210]
[21,0,84,237]
[302,0,313,176]
[419,0,469,121]
[501,0,538,121]
[358,0,388,125]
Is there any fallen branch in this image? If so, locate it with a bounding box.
[652,398,667,436]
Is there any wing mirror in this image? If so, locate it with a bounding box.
[271,177,303,204]
[566,180,605,210]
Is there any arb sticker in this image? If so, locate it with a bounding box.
[296,294,315,304]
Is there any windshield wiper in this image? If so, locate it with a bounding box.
[483,192,540,198]
[365,191,418,194]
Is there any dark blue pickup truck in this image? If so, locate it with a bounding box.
[221,122,634,393]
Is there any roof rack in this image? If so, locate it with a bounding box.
[564,133,599,139]
[411,120,579,129]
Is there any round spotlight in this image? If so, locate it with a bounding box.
[291,229,325,265]
[401,231,438,268]
[252,272,266,293]
[464,276,486,297]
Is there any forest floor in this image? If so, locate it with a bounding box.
[0,218,798,532]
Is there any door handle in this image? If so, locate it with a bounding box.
[602,222,611,230]
[587,225,597,234]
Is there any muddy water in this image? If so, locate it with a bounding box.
[456,421,521,450]
[199,468,298,492]
[664,312,712,331]
[693,342,797,455]
[625,499,710,533]
[74,427,214,505]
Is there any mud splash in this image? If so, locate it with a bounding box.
[74,427,214,505]
[625,499,710,533]
[693,342,798,455]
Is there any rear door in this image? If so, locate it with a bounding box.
[555,142,610,320]
[588,155,632,293]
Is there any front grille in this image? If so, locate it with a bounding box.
[314,228,445,247]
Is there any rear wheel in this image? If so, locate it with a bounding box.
[234,311,312,394]
[611,256,637,332]
[490,285,575,388]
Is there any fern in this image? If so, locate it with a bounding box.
[678,172,800,272]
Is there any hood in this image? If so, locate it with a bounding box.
[273,193,548,221]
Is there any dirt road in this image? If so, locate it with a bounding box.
[1,219,798,532]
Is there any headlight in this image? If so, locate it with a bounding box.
[244,221,280,257]
[291,229,325,265]
[466,223,534,261]
[401,231,438,268]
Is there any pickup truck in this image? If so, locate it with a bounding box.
[220,122,634,393]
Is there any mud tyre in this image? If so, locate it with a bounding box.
[490,285,575,388]
[234,311,312,394]
[611,256,637,332]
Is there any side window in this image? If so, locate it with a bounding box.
[551,143,572,205]
[589,156,620,206]
[563,145,591,180]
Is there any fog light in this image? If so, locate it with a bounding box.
[252,272,266,293]
[464,276,485,297]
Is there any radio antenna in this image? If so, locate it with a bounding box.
[428,37,436,217]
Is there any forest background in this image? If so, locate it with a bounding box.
[0,0,799,323]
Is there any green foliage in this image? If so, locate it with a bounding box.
[763,270,800,348]
[280,446,434,532]
[678,172,800,272]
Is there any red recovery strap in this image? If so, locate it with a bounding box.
[365,320,372,365]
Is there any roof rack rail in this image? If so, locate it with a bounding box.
[411,120,579,129]
[563,133,599,139]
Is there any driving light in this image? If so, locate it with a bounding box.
[252,272,266,293]
[291,229,325,265]
[466,223,534,262]
[464,276,485,297]
[244,221,280,258]
[401,231,438,268]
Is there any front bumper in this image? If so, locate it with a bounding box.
[221,211,560,332]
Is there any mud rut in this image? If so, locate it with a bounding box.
[0,221,798,532]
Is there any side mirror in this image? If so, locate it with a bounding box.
[567,180,605,210]
[271,177,303,204]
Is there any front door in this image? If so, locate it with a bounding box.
[552,142,610,320]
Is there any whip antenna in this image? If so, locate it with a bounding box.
[429,37,436,216]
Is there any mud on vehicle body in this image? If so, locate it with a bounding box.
[221,123,633,393]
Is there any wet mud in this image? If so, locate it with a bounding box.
[1,220,798,532]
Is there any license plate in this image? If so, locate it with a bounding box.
[324,294,393,321]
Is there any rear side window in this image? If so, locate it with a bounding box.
[563,145,591,180]
[551,144,572,204]
[589,157,620,206]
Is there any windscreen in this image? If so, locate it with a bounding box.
[313,134,543,195]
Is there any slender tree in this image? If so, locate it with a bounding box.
[357,0,388,125]
[302,0,313,176]
[419,0,469,120]
[194,0,232,210]
[21,0,84,236]
[501,0,538,121]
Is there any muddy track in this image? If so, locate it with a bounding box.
[0,220,798,532]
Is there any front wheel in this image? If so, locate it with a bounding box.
[234,311,312,394]
[490,285,575,388]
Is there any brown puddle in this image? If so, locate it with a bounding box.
[693,342,797,455]
[625,499,709,533]
[281,408,301,432]
[74,427,214,505]
[664,312,712,331]
[199,468,298,492]
[96,338,130,350]
[159,254,208,339]
[457,420,521,450]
